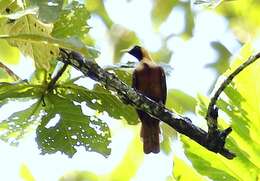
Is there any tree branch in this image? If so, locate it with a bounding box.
[58,49,236,159]
[206,52,260,141]
[0,62,22,81]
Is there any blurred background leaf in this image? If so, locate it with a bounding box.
[166,89,196,114]
[20,164,36,181]
[151,0,178,30]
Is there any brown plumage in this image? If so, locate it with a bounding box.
[128,46,167,154]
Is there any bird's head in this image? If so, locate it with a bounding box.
[127,45,152,61]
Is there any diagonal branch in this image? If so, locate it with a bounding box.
[206,52,260,141]
[0,62,22,81]
[58,49,235,159]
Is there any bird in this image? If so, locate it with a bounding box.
[127,45,167,154]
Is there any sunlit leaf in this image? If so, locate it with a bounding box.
[52,2,90,39]
[20,164,36,181]
[166,89,196,114]
[0,40,20,64]
[173,157,205,181]
[0,1,59,70]
[181,44,260,180]
[217,0,260,41]
[0,34,99,60]
[36,93,111,158]
[0,82,42,100]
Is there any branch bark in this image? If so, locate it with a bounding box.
[58,49,236,159]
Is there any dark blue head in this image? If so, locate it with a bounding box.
[128,45,143,61]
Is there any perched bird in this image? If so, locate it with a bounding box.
[128,45,167,154]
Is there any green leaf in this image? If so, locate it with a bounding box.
[208,42,231,74]
[30,0,63,23]
[0,40,20,64]
[0,82,42,100]
[52,2,90,39]
[0,1,59,70]
[173,157,205,181]
[36,93,111,158]
[151,0,178,29]
[58,83,139,125]
[151,42,173,63]
[181,2,195,39]
[182,44,260,180]
[166,89,196,114]
[0,101,42,145]
[0,34,99,60]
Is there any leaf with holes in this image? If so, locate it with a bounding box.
[36,93,111,157]
[52,1,90,39]
[0,101,42,145]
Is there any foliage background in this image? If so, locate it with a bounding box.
[0,0,260,180]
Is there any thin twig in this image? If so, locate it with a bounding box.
[0,62,22,81]
[206,52,260,136]
[40,58,69,106]
[58,49,236,159]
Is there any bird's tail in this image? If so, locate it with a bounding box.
[140,117,160,154]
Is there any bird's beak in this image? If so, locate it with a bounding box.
[120,48,131,53]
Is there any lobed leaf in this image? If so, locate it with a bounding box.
[36,93,111,158]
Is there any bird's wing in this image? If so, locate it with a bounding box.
[132,69,138,89]
[159,67,167,105]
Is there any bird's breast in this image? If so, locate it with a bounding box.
[135,62,163,100]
